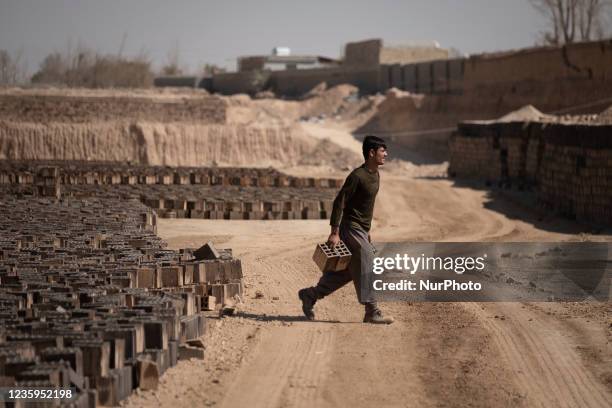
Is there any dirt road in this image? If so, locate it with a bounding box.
[123,169,611,408]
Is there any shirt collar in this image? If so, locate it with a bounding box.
[362,163,378,174]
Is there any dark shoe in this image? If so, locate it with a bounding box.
[298,288,316,321]
[363,308,394,324]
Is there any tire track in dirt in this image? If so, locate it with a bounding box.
[280,326,334,408]
[219,324,334,408]
[466,303,612,407]
[375,177,518,242]
[218,246,338,408]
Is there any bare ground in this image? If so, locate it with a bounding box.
[123,167,612,407]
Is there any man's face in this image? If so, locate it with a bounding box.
[372,147,387,165]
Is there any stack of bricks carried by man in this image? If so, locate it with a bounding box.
[0,193,242,406]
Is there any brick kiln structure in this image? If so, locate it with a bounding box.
[449,121,612,225]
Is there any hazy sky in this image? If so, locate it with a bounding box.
[0,0,549,74]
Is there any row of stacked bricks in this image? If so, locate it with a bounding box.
[0,160,343,189]
[142,190,332,220]
[448,122,527,181]
[62,184,334,220]
[0,162,340,220]
[448,121,612,224]
[448,124,500,180]
[0,196,243,407]
[537,124,612,224]
[0,94,226,124]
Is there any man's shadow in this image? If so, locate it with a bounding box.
[229,311,359,324]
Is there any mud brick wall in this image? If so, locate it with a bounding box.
[449,122,544,183]
[537,125,612,223]
[448,125,500,180]
[0,197,243,405]
[0,94,226,124]
[463,39,612,90]
[269,66,380,97]
[449,121,612,224]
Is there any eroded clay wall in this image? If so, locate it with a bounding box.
[463,40,612,89]
[0,122,326,167]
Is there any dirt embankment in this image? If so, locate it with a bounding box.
[0,121,362,168]
[0,86,368,169]
[356,80,612,163]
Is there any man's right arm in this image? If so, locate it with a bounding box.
[327,172,358,247]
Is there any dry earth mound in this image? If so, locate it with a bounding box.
[0,88,366,169]
[0,121,360,168]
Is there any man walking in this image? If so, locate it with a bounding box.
[299,135,393,324]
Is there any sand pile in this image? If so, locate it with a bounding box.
[300,84,360,119]
[224,83,374,127]
[385,87,412,100]
[382,159,448,178]
[598,105,612,124]
[224,95,301,126]
[496,105,551,122]
[303,82,328,99]
[358,91,427,132]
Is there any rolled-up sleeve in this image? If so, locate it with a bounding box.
[330,172,359,227]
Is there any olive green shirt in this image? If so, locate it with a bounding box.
[330,164,379,232]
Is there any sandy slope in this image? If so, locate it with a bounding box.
[123,125,611,408]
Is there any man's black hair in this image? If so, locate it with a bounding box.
[362,135,387,160]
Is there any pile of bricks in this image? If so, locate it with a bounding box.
[448,121,612,224]
[61,184,335,220]
[0,94,226,124]
[0,196,243,406]
[0,161,341,220]
[0,161,342,189]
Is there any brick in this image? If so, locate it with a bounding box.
[230,259,243,279]
[179,315,200,342]
[143,321,168,350]
[203,296,216,311]
[193,241,220,260]
[136,358,158,391]
[182,264,194,285]
[40,347,83,378]
[312,241,352,272]
[136,267,156,288]
[178,346,205,360]
[160,266,183,287]
[73,340,110,379]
